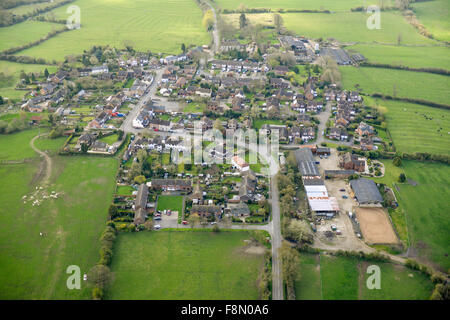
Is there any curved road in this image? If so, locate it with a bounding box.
[30,133,52,185]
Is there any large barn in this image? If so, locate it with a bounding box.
[350,178,383,205]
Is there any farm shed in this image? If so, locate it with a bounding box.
[295,148,320,177]
[350,178,383,205]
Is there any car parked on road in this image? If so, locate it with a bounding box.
[154,225,161,230]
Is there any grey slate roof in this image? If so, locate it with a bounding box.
[295,148,320,177]
[350,178,383,204]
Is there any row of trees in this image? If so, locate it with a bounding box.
[0,112,30,134]
[0,0,75,27]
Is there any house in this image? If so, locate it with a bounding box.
[91,65,109,75]
[134,184,149,225]
[232,156,249,172]
[329,127,348,141]
[51,71,68,83]
[273,66,289,76]
[191,205,222,219]
[40,83,57,95]
[225,203,250,217]
[270,78,290,89]
[221,39,245,52]
[149,179,192,192]
[207,101,224,114]
[301,127,315,142]
[340,152,365,172]
[75,133,95,151]
[360,137,374,151]
[90,140,108,152]
[195,88,212,98]
[232,96,244,111]
[356,122,374,137]
[30,116,42,125]
[350,178,383,205]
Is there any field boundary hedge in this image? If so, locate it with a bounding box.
[361,62,450,76]
[370,93,450,110]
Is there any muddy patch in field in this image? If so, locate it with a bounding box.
[237,240,267,256]
[407,179,419,186]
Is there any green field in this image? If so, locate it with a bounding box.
[373,161,450,271]
[0,20,62,52]
[15,0,210,61]
[3,0,67,15]
[216,0,394,11]
[413,0,450,42]
[0,128,46,161]
[295,253,434,300]
[106,231,266,299]
[282,12,435,45]
[0,130,118,299]
[368,98,450,155]
[340,66,450,105]
[157,195,184,215]
[0,61,57,100]
[348,44,450,70]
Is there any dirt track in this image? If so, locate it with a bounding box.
[30,134,52,185]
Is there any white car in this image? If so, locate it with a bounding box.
[210,222,217,225]
[154,225,161,230]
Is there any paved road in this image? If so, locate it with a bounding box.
[315,101,353,147]
[269,174,284,300]
[120,71,160,134]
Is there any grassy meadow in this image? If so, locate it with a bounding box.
[0,130,118,299]
[106,231,266,299]
[347,44,450,70]
[157,195,184,215]
[215,0,394,11]
[366,98,450,155]
[372,160,450,271]
[0,20,62,53]
[295,253,435,300]
[412,0,450,42]
[15,0,209,61]
[340,66,450,105]
[0,61,57,101]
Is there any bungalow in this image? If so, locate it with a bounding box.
[225,203,250,217]
[191,205,222,219]
[134,184,149,225]
[149,179,192,192]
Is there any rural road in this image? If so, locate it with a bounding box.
[30,133,52,185]
[203,0,219,58]
[121,71,160,134]
[269,175,284,300]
